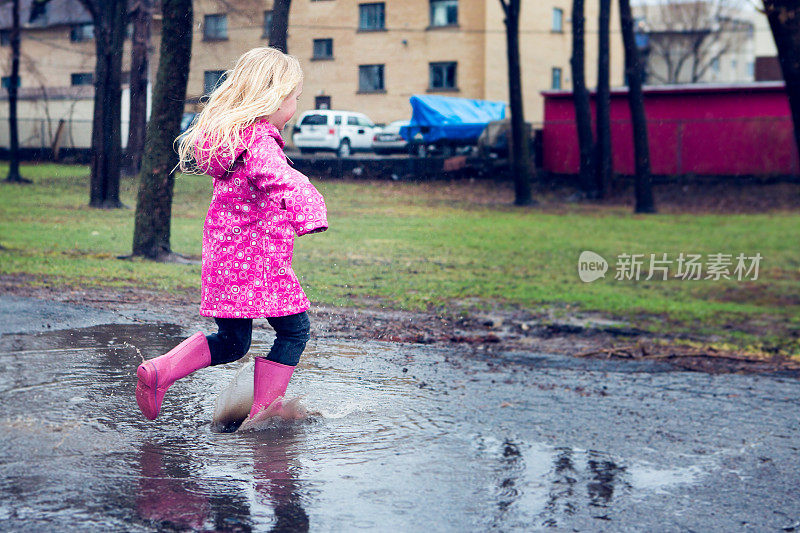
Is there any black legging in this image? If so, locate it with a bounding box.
[205,312,311,367]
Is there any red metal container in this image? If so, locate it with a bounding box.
[541,82,799,177]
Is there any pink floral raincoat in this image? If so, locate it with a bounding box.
[197,121,328,318]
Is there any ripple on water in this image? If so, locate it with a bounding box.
[205,341,452,467]
[1,325,721,532]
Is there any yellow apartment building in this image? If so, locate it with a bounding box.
[188,0,623,125]
[0,0,624,149]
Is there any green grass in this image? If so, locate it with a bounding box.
[1,163,798,355]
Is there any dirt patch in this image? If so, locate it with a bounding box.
[593,179,800,214]
[360,176,800,214]
[2,273,797,378]
[699,283,800,307]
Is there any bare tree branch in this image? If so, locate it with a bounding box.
[637,0,752,84]
[498,0,509,17]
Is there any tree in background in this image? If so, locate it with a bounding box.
[124,0,152,175]
[132,0,192,260]
[595,0,612,198]
[78,0,127,208]
[499,0,534,206]
[269,0,292,53]
[3,0,28,183]
[619,0,655,214]
[570,0,596,198]
[637,0,750,84]
[763,0,800,167]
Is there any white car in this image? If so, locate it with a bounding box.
[292,110,379,157]
[372,120,411,155]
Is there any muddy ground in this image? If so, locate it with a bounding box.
[2,293,800,531]
[2,276,798,379]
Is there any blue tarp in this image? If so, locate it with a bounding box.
[399,95,507,143]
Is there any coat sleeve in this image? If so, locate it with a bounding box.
[245,137,328,236]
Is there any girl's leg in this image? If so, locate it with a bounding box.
[206,318,253,366]
[137,318,254,421]
[249,312,311,418]
[264,312,311,366]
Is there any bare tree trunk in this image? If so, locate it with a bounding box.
[595,0,612,198]
[269,0,292,53]
[500,0,534,206]
[124,0,151,175]
[570,0,596,198]
[81,0,127,208]
[763,0,800,169]
[4,0,28,183]
[619,0,655,214]
[132,0,192,260]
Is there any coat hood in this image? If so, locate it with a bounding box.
[195,121,285,180]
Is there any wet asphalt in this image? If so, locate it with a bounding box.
[0,295,798,532]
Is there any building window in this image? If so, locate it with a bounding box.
[358,64,384,92]
[204,14,228,40]
[2,76,20,89]
[313,38,333,59]
[262,11,272,39]
[359,3,385,31]
[711,58,720,73]
[70,23,94,42]
[551,67,562,89]
[430,0,458,27]
[71,72,94,86]
[429,62,457,90]
[204,70,227,94]
[552,8,563,32]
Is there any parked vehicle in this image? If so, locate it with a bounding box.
[476,118,535,159]
[292,110,379,157]
[372,120,411,154]
[400,95,506,157]
[180,112,198,133]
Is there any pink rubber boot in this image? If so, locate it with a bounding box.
[248,357,295,419]
[136,332,212,420]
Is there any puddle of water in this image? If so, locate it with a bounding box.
[0,322,762,531]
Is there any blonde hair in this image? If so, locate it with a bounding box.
[177,47,303,174]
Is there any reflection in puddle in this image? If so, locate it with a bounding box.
[137,442,215,530]
[627,463,703,494]
[137,430,311,532]
[0,323,711,530]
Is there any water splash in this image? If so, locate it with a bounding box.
[122,341,145,364]
[238,398,310,432]
[211,361,255,433]
[211,361,314,433]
